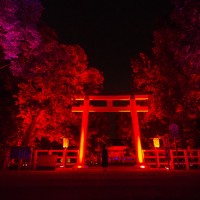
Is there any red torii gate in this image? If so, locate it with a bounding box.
[72,95,148,168]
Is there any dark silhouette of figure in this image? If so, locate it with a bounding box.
[101,145,108,171]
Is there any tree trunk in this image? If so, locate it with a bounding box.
[22,109,42,146]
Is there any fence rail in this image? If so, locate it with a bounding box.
[3,148,200,170]
[33,149,79,169]
[143,149,200,170]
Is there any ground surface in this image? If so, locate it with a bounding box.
[0,166,200,200]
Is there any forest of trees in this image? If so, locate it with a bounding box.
[130,0,200,148]
[0,0,199,156]
[0,0,104,150]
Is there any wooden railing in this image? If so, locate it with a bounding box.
[143,149,200,170]
[33,149,200,170]
[4,148,200,170]
[33,149,79,170]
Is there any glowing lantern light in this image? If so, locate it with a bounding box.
[153,138,160,148]
[140,165,146,169]
[63,138,69,149]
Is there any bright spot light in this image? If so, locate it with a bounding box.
[165,166,170,170]
[140,165,146,169]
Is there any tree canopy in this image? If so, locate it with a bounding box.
[0,1,104,147]
[130,0,200,147]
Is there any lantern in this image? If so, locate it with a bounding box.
[153,138,160,148]
[63,138,69,149]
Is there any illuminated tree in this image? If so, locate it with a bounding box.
[153,0,200,140]
[0,0,43,146]
[0,0,104,148]
[115,113,133,148]
[15,33,104,146]
[0,66,18,145]
[0,0,43,75]
[131,0,200,146]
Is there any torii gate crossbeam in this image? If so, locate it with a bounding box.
[72,95,148,168]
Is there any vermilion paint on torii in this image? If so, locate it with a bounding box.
[72,95,148,168]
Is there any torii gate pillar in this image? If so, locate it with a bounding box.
[78,98,89,167]
[130,97,143,163]
[72,95,148,168]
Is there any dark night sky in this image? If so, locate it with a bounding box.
[40,0,172,94]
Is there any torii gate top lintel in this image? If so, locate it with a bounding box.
[73,94,148,101]
[72,94,149,113]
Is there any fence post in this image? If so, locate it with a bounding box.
[184,150,189,170]
[63,149,66,168]
[155,149,160,168]
[198,150,200,169]
[33,150,38,170]
[49,150,52,155]
[170,150,174,170]
[3,148,10,170]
